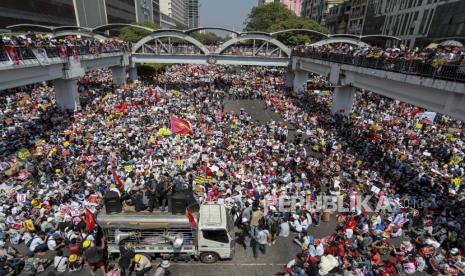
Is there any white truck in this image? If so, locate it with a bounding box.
[97,204,235,263]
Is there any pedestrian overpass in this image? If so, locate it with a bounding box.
[2,24,465,121]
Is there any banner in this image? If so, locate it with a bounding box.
[58,45,68,60]
[4,45,20,65]
[415,111,436,123]
[31,48,51,65]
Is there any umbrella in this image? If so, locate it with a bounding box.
[440,40,464,48]
[426,43,438,49]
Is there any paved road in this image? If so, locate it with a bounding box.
[30,100,339,276]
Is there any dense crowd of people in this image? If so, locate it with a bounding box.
[0,59,464,276]
[0,34,129,62]
[294,43,465,66]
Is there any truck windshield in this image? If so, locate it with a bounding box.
[202,229,229,243]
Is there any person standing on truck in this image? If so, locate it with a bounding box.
[145,174,158,212]
[134,254,152,276]
[118,242,135,276]
[157,173,170,211]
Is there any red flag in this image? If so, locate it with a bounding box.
[85,207,96,231]
[171,116,194,136]
[148,87,153,97]
[148,99,153,107]
[205,167,213,177]
[115,101,128,112]
[58,45,68,60]
[72,45,78,60]
[112,170,124,187]
[411,107,422,119]
[4,45,20,65]
[155,88,160,104]
[186,207,197,228]
[370,129,378,141]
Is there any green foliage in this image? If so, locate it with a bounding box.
[190,32,224,45]
[118,22,160,42]
[245,2,294,32]
[244,2,328,46]
[137,63,167,78]
[268,17,328,45]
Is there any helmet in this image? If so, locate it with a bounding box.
[134,254,141,262]
[69,254,78,262]
[242,217,248,223]
[82,240,91,248]
[306,190,311,195]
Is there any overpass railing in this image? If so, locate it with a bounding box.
[0,45,127,63]
[293,51,465,83]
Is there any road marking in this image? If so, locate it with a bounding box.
[170,263,286,266]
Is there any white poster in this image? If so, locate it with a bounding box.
[415,112,436,123]
[31,48,50,65]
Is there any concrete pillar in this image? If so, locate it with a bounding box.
[54,79,80,111]
[111,66,127,86]
[293,70,308,92]
[129,67,138,81]
[331,86,356,116]
[285,70,295,88]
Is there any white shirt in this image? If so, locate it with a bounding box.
[315,244,324,256]
[29,236,44,251]
[256,229,269,245]
[290,220,302,232]
[54,256,68,272]
[47,238,57,250]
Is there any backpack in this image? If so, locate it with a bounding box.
[23,261,36,275]
[26,236,37,248]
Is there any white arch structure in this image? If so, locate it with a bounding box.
[215,33,292,56]
[311,37,370,47]
[52,31,107,40]
[132,30,210,55]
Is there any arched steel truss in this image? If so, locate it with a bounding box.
[5,23,401,57]
[53,31,107,40]
[185,26,240,35]
[132,30,210,55]
[215,33,292,56]
[311,37,370,47]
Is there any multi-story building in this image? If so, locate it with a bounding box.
[153,0,161,25]
[325,1,350,34]
[280,0,302,16]
[0,0,166,29]
[363,0,465,48]
[258,0,276,5]
[160,0,187,28]
[185,0,199,29]
[0,0,77,28]
[301,0,346,24]
[346,0,367,35]
[257,0,301,16]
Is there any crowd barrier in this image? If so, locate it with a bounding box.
[293,50,465,83]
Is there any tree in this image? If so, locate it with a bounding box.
[268,17,328,45]
[190,32,224,45]
[118,22,160,42]
[244,2,328,46]
[244,2,294,32]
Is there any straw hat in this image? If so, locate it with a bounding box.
[69,254,78,262]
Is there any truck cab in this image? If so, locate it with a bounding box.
[97,204,234,264]
[197,204,235,263]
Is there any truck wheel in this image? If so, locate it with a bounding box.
[200,252,219,264]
